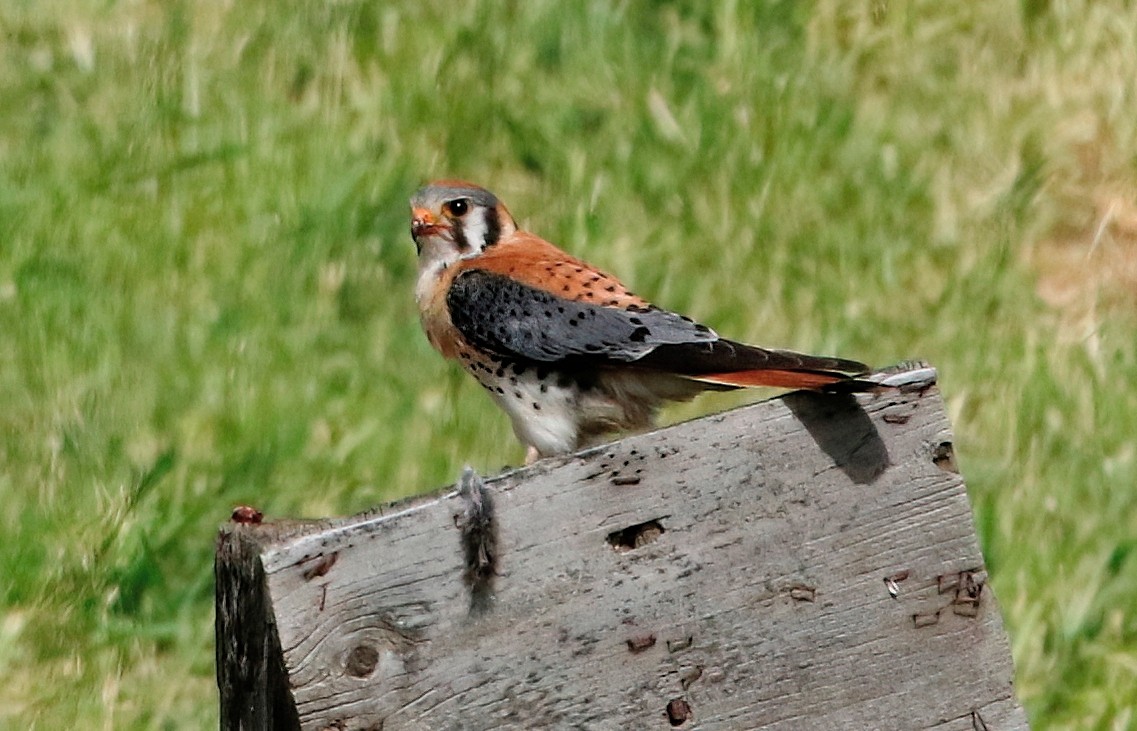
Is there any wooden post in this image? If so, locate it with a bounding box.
[215,365,1030,730]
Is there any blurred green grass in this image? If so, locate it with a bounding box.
[1,0,1134,727]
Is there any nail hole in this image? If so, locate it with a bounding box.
[666,698,692,726]
[932,441,958,473]
[301,552,338,581]
[952,570,985,616]
[679,665,703,690]
[607,519,665,551]
[788,584,816,602]
[625,633,656,653]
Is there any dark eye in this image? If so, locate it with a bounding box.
[445,198,470,217]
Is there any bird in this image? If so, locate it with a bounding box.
[410,180,872,464]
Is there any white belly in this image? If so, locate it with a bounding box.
[486,371,580,457]
[462,360,582,457]
[464,360,692,458]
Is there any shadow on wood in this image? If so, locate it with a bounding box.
[215,364,1030,730]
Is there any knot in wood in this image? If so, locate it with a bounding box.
[344,644,379,678]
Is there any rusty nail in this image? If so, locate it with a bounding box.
[230,505,263,524]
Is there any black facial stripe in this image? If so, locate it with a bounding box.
[484,206,502,248]
[453,215,469,250]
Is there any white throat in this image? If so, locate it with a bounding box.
[415,257,449,307]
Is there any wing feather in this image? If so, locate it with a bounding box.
[446,269,869,386]
[447,269,717,363]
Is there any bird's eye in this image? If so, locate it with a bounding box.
[445,198,470,217]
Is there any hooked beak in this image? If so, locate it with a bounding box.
[411,207,444,241]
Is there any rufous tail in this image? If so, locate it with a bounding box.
[692,369,853,390]
[640,340,872,393]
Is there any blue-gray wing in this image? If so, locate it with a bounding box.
[446,269,869,377]
[446,269,718,364]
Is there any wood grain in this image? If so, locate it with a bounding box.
[216,368,1029,730]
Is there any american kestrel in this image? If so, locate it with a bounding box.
[411,180,871,463]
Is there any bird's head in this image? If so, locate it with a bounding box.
[410,180,517,271]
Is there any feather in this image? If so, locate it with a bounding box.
[446,269,716,364]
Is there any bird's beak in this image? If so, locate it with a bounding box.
[411,207,442,240]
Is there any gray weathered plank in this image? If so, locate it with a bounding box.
[216,369,1029,730]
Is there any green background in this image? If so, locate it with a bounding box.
[2,1,1134,727]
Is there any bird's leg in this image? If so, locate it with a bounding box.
[524,445,541,466]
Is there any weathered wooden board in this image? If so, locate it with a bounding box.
[216,367,1029,730]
